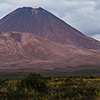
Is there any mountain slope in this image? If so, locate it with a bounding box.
[0,31,100,70]
[0,7,100,49]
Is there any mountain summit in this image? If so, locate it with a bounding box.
[0,7,100,49]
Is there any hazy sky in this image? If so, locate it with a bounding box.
[0,0,100,40]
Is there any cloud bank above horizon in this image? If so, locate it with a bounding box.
[0,0,100,40]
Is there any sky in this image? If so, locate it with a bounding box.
[0,0,100,40]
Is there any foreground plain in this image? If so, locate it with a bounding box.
[1,73,100,100]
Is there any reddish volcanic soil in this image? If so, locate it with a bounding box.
[0,31,100,71]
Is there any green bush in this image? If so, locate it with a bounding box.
[19,73,48,92]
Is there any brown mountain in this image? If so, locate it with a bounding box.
[0,7,100,72]
[0,7,100,49]
[0,31,100,72]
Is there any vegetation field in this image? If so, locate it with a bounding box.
[0,73,100,100]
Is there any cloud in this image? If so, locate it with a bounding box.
[92,34,100,41]
[0,0,20,18]
[53,1,97,32]
[50,0,100,38]
[0,0,100,39]
[0,0,19,5]
[95,0,100,10]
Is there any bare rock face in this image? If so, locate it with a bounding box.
[0,7,100,49]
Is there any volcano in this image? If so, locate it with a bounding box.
[0,7,100,72]
[0,7,100,49]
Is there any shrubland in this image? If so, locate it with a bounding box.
[0,73,100,100]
